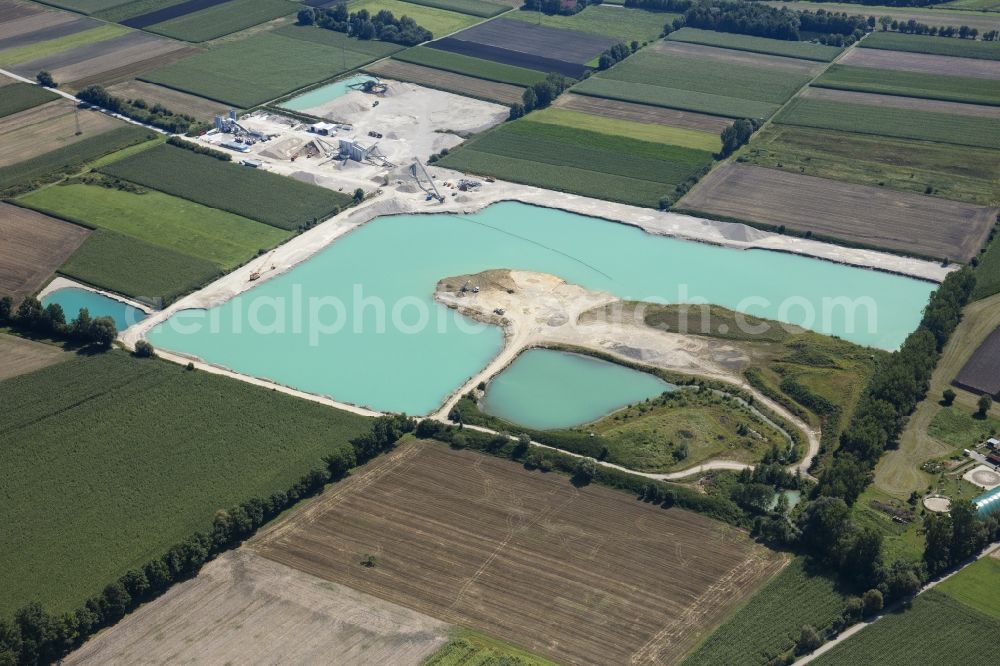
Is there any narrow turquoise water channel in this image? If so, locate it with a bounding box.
[280,75,377,111]
[481,349,672,430]
[149,201,934,415]
[42,288,146,331]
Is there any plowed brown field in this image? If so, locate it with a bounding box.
[0,203,89,303]
[554,92,733,133]
[253,441,784,666]
[679,164,997,261]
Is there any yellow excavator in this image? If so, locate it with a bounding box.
[249,251,275,281]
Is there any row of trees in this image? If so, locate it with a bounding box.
[298,6,432,46]
[924,499,996,576]
[0,297,116,349]
[816,268,976,504]
[718,118,762,158]
[880,17,989,39]
[508,73,572,119]
[0,415,414,666]
[522,0,597,15]
[597,42,638,70]
[76,85,201,134]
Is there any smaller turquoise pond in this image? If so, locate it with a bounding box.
[41,288,147,331]
[280,75,377,111]
[481,349,673,430]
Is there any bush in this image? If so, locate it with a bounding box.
[796,625,822,655]
[36,70,55,88]
[862,588,883,616]
[942,388,956,406]
[133,340,155,358]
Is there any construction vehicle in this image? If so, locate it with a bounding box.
[249,251,275,282]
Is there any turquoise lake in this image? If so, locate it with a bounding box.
[280,74,377,111]
[481,349,672,429]
[42,288,146,331]
[149,202,935,415]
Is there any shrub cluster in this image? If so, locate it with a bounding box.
[299,5,432,46]
[521,0,599,16]
[597,42,636,70]
[507,73,572,119]
[166,136,231,161]
[0,415,414,666]
[0,296,116,349]
[718,118,762,158]
[76,86,203,135]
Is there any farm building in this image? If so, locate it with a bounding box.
[952,326,1000,398]
[972,485,1000,518]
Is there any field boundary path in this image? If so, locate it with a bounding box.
[793,541,1000,664]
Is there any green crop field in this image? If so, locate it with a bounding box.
[602,51,810,104]
[741,125,1000,206]
[0,24,129,66]
[812,590,1000,666]
[926,406,1000,450]
[425,629,558,666]
[667,27,843,61]
[19,183,291,270]
[145,0,297,43]
[815,65,1000,106]
[775,97,1000,149]
[506,5,673,43]
[681,558,849,666]
[400,0,509,18]
[59,228,221,303]
[140,32,378,107]
[936,0,1000,9]
[0,82,59,118]
[274,24,404,56]
[0,126,157,196]
[439,120,713,207]
[936,557,1000,619]
[393,45,546,85]
[573,77,780,119]
[531,107,722,151]
[861,31,1000,60]
[347,0,480,35]
[0,352,371,616]
[100,144,351,230]
[973,233,1000,300]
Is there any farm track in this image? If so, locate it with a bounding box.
[252,441,783,666]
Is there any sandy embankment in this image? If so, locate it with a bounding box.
[432,269,821,479]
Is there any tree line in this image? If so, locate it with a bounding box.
[0,297,116,349]
[297,5,432,46]
[0,415,414,666]
[76,86,202,135]
[507,73,572,119]
[521,0,596,15]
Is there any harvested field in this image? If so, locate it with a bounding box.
[840,46,1000,80]
[530,106,722,152]
[31,0,136,12]
[800,86,1000,118]
[0,203,89,303]
[742,124,1000,207]
[666,26,843,61]
[144,0,297,43]
[430,16,616,76]
[0,334,69,382]
[775,96,1000,148]
[120,0,230,28]
[9,30,190,87]
[0,0,43,22]
[106,79,224,121]
[0,23,129,67]
[953,325,1000,397]
[814,64,1000,106]
[0,15,101,52]
[446,17,617,62]
[860,30,1000,60]
[365,59,525,104]
[67,45,199,89]
[430,37,588,78]
[0,100,124,168]
[554,93,732,132]
[253,442,784,666]
[678,164,996,261]
[651,40,823,76]
[0,82,59,118]
[63,551,450,666]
